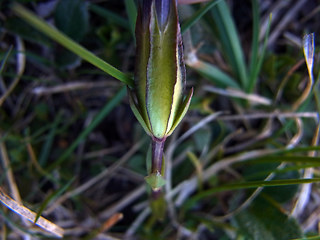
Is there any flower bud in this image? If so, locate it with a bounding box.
[129,0,193,140]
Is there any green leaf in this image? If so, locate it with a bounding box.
[166,88,193,136]
[34,177,75,224]
[38,111,63,167]
[145,172,166,190]
[243,163,300,203]
[234,196,302,240]
[12,3,133,86]
[248,13,271,93]
[125,0,137,39]
[128,89,152,136]
[189,60,240,89]
[55,0,89,42]
[183,178,320,211]
[210,0,248,90]
[181,0,222,34]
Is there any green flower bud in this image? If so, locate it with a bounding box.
[129,0,193,140]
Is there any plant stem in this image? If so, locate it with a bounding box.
[151,137,166,175]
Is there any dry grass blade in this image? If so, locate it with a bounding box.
[293,33,314,110]
[203,85,272,105]
[292,123,320,217]
[83,213,123,240]
[0,188,64,238]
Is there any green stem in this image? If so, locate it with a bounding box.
[151,137,166,175]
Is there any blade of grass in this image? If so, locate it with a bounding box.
[188,59,240,89]
[245,163,320,181]
[210,0,248,90]
[248,0,259,80]
[47,86,126,171]
[181,0,222,34]
[125,0,137,40]
[34,177,75,224]
[12,3,134,87]
[0,46,13,74]
[248,14,271,93]
[38,111,63,167]
[184,178,320,211]
[293,236,320,240]
[248,156,320,165]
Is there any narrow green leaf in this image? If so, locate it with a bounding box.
[38,111,63,166]
[248,0,259,92]
[189,60,240,89]
[184,178,320,211]
[125,0,137,39]
[34,177,75,224]
[210,0,248,90]
[293,236,320,240]
[128,89,152,136]
[166,88,193,136]
[12,3,133,86]
[0,46,13,74]
[181,0,222,34]
[251,156,320,165]
[248,14,272,93]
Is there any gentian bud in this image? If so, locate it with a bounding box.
[129,0,193,190]
[129,0,193,141]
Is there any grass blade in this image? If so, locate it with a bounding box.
[125,0,137,39]
[210,0,248,90]
[34,177,75,224]
[184,178,320,211]
[181,0,222,34]
[188,59,240,89]
[248,13,272,93]
[12,3,133,87]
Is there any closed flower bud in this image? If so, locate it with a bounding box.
[129,0,193,140]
